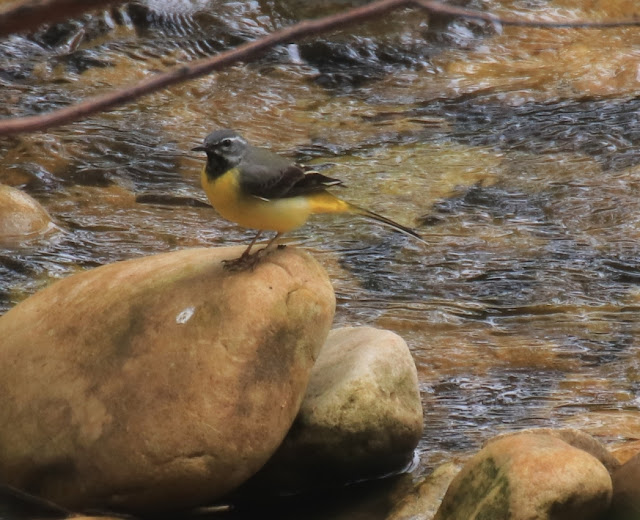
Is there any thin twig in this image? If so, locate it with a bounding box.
[5,0,408,136]
[414,0,640,28]
[1,0,639,136]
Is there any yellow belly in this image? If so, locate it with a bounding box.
[201,167,313,233]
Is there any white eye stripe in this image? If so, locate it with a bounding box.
[217,136,246,146]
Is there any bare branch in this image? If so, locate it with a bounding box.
[0,0,127,38]
[1,0,639,136]
[415,0,640,28]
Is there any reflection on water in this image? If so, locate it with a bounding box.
[1,0,640,499]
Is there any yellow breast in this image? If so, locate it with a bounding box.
[200,167,313,233]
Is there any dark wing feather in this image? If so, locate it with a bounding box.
[239,164,304,199]
[283,170,344,198]
[238,146,343,200]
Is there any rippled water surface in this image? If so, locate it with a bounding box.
[2,0,640,515]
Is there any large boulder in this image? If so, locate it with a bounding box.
[434,431,612,520]
[244,326,424,494]
[0,246,335,513]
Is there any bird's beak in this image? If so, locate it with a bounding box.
[191,145,206,152]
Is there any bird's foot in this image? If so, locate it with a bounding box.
[222,252,261,272]
[222,245,279,272]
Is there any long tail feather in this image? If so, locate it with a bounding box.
[307,192,426,244]
[348,203,427,244]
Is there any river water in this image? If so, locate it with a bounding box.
[1,0,640,517]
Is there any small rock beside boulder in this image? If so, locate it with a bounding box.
[0,246,335,513]
[434,430,612,520]
[243,326,424,494]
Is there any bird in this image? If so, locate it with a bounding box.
[192,129,425,269]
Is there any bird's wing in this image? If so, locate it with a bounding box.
[239,147,343,200]
[283,169,344,198]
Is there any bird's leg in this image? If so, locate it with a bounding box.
[223,230,284,271]
[222,232,285,271]
[222,230,263,271]
[240,230,262,258]
[257,232,282,255]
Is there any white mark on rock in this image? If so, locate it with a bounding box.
[176,306,195,324]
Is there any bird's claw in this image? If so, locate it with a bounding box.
[222,244,285,272]
[222,252,260,272]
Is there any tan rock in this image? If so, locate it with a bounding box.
[610,452,640,520]
[244,326,423,494]
[387,461,462,520]
[0,246,335,513]
[434,432,612,520]
[0,184,53,242]
[486,428,620,474]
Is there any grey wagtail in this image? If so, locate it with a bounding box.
[192,129,425,269]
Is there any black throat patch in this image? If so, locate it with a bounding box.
[204,152,232,180]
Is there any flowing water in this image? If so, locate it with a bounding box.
[2,0,640,516]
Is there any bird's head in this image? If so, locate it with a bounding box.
[192,129,248,168]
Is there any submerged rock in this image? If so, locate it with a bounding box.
[434,431,612,520]
[0,185,54,243]
[611,439,640,465]
[0,246,335,513]
[244,326,424,494]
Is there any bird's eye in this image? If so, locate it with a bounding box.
[221,139,232,147]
